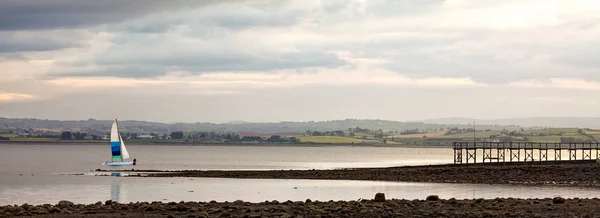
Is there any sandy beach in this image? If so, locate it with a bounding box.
[98,160,600,187]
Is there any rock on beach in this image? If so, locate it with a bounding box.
[3,197,600,217]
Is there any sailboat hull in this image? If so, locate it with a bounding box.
[104,161,133,166]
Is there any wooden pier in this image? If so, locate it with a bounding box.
[453,142,600,164]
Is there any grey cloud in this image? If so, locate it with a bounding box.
[0,53,26,60]
[119,1,301,34]
[50,66,164,79]
[0,33,77,53]
[0,0,241,30]
[555,44,600,70]
[124,22,181,34]
[355,31,600,84]
[0,41,70,53]
[10,0,600,85]
[363,0,443,16]
[382,52,559,84]
[203,3,298,30]
[53,50,345,78]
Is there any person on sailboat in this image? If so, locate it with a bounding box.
[133,158,137,165]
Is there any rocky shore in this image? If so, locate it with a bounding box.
[98,160,600,187]
[2,195,600,217]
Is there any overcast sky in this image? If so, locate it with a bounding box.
[1,0,600,123]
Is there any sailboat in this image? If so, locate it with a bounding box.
[103,119,134,166]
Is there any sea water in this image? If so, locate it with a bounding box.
[1,144,599,205]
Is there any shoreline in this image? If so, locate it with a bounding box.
[1,197,598,217]
[0,141,452,148]
[96,160,600,187]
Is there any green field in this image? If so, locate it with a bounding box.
[3,127,600,145]
[442,131,502,139]
[522,128,580,134]
[2,138,108,143]
[525,135,591,143]
[391,138,428,144]
[126,139,186,143]
[7,137,61,142]
[295,136,376,144]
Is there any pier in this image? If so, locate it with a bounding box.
[453,142,600,164]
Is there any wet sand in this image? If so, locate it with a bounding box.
[2,197,599,217]
[98,160,600,187]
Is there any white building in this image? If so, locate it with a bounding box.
[138,134,154,139]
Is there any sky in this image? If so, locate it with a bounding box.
[1,0,600,123]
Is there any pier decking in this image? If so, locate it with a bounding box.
[453,142,600,164]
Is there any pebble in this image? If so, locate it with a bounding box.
[2,196,600,217]
[553,197,566,204]
[426,195,440,201]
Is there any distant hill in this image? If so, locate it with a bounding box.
[223,120,253,125]
[0,118,525,134]
[422,117,600,129]
[4,117,597,135]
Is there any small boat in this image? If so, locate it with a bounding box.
[103,119,134,166]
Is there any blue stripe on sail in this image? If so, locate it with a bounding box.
[111,141,121,157]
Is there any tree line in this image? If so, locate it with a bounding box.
[57,131,301,143]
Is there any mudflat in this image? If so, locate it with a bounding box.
[98,160,600,187]
[2,197,598,217]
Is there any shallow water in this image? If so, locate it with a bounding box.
[3,174,600,205]
[0,144,452,174]
[1,144,599,205]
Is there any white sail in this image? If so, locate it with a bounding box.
[110,120,119,143]
[119,134,130,159]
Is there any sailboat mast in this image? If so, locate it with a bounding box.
[115,119,124,162]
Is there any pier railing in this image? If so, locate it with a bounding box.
[452,142,600,164]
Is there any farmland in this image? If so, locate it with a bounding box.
[2,125,600,146]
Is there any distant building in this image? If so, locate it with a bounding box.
[138,134,153,139]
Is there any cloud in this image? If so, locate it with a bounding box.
[0,92,36,102]
[28,0,600,84]
[3,0,600,122]
[0,0,241,30]
[509,78,600,90]
[45,65,486,93]
[0,30,86,53]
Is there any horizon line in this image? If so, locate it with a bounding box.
[2,116,600,125]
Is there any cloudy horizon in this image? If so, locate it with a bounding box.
[1,0,600,123]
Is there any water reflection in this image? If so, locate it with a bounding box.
[3,175,600,205]
[110,172,122,203]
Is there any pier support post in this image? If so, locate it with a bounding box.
[453,142,463,164]
[538,143,548,161]
[524,142,534,162]
[583,143,592,160]
[569,143,577,160]
[466,142,476,164]
[596,143,600,160]
[483,142,493,163]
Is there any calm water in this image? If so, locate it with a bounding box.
[0,144,452,174]
[1,144,599,205]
